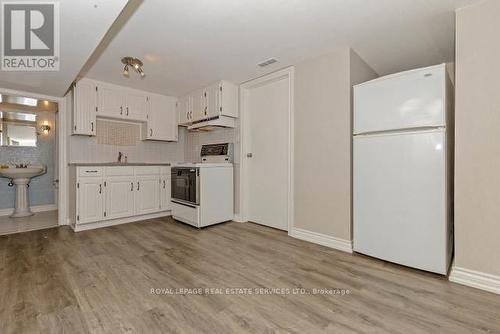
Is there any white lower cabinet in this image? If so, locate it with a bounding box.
[135,176,160,215]
[71,165,171,231]
[77,178,104,224]
[160,169,171,211]
[106,176,136,219]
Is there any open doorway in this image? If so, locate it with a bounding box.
[0,90,66,235]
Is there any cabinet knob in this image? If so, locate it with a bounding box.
[247,153,253,158]
[126,107,129,116]
[120,106,123,115]
[150,129,153,137]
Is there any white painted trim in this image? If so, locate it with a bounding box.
[71,211,172,232]
[233,214,246,223]
[58,95,68,227]
[0,204,57,217]
[239,67,295,232]
[449,266,500,295]
[290,227,353,253]
[0,87,67,227]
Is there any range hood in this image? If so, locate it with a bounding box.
[187,116,236,131]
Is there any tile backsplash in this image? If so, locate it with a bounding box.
[96,120,140,146]
[69,127,186,163]
[184,127,240,162]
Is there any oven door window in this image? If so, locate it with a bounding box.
[171,169,197,204]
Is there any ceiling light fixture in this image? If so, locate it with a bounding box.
[121,57,145,77]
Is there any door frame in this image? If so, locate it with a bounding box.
[238,66,295,233]
[0,87,68,227]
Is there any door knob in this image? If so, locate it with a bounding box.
[247,153,253,158]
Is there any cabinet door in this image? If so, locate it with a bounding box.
[206,83,221,118]
[106,177,135,219]
[162,97,178,141]
[135,176,160,215]
[145,95,178,141]
[178,95,191,125]
[97,83,124,118]
[73,79,97,136]
[160,177,171,211]
[77,178,104,224]
[219,80,239,118]
[191,89,206,122]
[126,91,147,121]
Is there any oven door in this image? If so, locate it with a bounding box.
[171,167,199,206]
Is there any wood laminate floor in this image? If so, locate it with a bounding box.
[1,217,499,334]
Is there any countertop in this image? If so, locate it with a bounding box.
[68,162,172,167]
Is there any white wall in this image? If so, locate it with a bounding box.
[293,48,377,241]
[454,0,500,277]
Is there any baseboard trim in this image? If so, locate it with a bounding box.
[71,211,172,232]
[233,214,246,223]
[290,227,353,253]
[0,204,57,217]
[449,266,500,295]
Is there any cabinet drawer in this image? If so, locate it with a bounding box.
[78,167,103,177]
[135,166,160,176]
[106,166,134,176]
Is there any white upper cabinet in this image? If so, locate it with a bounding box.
[178,95,192,124]
[178,80,239,126]
[96,82,147,121]
[69,78,178,142]
[125,90,147,121]
[72,78,97,136]
[205,83,221,118]
[191,88,206,122]
[97,82,124,118]
[143,94,178,141]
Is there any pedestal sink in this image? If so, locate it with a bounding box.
[0,165,47,218]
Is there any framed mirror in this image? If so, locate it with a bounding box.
[0,111,38,147]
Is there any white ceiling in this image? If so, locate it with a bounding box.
[0,0,128,97]
[3,0,482,98]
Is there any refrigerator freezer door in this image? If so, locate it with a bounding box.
[353,129,449,274]
[354,64,446,134]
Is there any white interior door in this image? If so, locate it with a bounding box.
[242,69,292,231]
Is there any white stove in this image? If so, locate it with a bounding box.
[171,143,234,228]
[174,162,232,168]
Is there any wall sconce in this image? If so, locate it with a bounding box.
[40,121,51,135]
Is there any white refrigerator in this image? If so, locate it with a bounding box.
[353,64,453,275]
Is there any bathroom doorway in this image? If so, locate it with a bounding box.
[0,89,67,235]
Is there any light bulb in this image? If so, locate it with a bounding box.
[123,65,129,76]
